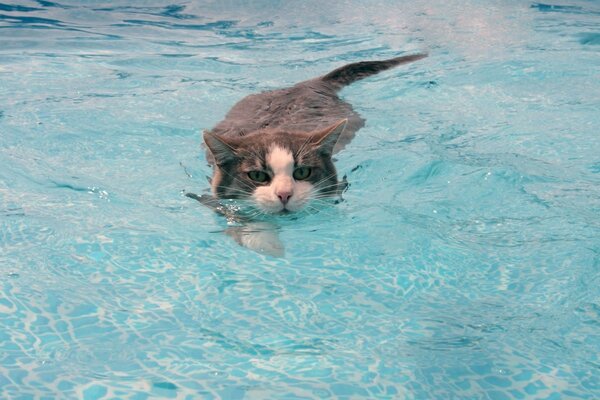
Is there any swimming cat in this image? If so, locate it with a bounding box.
[199,53,427,214]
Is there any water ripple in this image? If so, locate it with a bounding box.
[1,0,599,398]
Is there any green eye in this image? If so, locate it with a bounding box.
[248,170,269,183]
[293,166,312,180]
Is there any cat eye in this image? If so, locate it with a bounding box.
[293,166,312,180]
[248,170,269,183]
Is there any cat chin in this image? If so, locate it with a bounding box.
[254,202,305,215]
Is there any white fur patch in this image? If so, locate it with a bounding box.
[267,146,294,176]
[252,145,314,213]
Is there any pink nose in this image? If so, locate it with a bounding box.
[277,191,292,205]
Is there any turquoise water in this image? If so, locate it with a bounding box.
[1,0,599,398]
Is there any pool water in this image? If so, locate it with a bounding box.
[1,0,599,398]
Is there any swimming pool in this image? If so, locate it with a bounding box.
[1,0,599,398]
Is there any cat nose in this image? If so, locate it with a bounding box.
[277,191,292,205]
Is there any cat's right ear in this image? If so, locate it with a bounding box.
[203,131,236,164]
[311,119,347,155]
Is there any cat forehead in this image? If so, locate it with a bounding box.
[266,146,294,174]
[237,132,309,155]
[238,143,296,171]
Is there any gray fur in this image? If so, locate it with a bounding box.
[203,53,427,204]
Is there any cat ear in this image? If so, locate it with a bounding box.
[312,119,347,155]
[203,131,237,164]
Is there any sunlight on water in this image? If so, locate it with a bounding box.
[1,0,599,398]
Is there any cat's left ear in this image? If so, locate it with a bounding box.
[312,119,347,155]
[203,130,237,164]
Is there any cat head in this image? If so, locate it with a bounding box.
[203,119,347,214]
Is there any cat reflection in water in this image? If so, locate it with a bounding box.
[187,53,427,255]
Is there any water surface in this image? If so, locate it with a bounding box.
[1,0,599,398]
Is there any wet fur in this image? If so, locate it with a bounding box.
[201,53,427,212]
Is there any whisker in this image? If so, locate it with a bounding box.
[295,133,315,160]
[312,183,335,191]
[216,169,257,195]
[218,187,254,197]
[312,169,345,186]
[313,183,346,196]
[296,145,313,162]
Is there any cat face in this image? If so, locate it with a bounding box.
[203,120,346,214]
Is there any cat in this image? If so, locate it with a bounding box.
[187,53,426,255]
[199,53,427,214]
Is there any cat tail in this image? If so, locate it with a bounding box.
[321,53,427,89]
